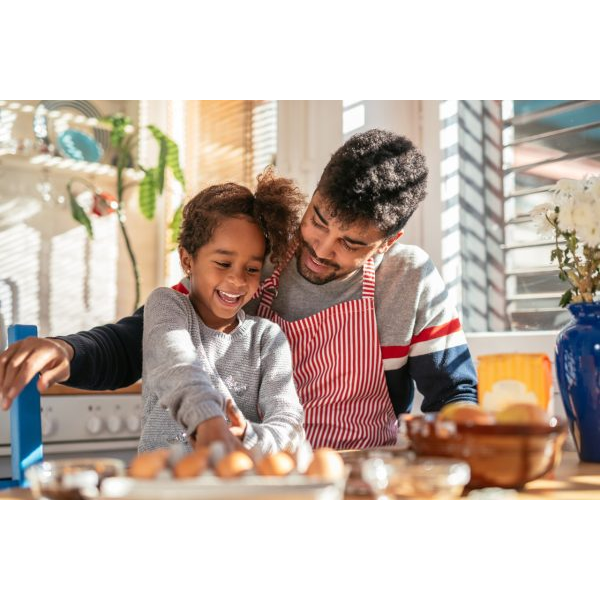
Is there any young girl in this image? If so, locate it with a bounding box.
[139,168,306,455]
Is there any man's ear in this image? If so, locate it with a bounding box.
[179,247,192,274]
[377,230,404,254]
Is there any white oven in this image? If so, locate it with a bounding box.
[0,385,142,479]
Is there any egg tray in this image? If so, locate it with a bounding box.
[95,470,349,500]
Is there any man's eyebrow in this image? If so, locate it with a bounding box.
[213,249,264,262]
[314,205,368,246]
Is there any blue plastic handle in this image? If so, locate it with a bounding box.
[0,325,44,489]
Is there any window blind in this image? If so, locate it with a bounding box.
[502,100,600,330]
[184,100,277,195]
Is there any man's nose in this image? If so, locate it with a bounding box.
[314,234,336,260]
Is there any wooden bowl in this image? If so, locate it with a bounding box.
[403,414,568,489]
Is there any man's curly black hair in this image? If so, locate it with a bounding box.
[316,129,428,236]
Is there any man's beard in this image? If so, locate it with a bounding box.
[295,240,342,285]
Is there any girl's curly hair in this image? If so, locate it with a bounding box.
[178,167,306,266]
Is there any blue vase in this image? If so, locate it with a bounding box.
[555,302,600,462]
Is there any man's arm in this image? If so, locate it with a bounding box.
[407,261,478,412]
[55,306,145,390]
[0,307,145,409]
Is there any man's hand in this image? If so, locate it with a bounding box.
[226,399,247,440]
[194,416,245,454]
[0,338,74,410]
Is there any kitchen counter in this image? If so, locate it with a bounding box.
[1,451,600,500]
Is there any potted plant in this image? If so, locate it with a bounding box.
[533,175,600,461]
[67,114,185,311]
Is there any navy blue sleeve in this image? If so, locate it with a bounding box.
[408,345,478,412]
[54,306,144,390]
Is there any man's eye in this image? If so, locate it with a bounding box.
[341,240,359,252]
[247,267,260,274]
[311,215,326,229]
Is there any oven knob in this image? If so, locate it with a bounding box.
[41,415,55,437]
[107,415,123,434]
[86,415,103,435]
[126,414,141,432]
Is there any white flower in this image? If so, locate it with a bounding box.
[587,176,600,200]
[571,196,596,232]
[577,224,600,247]
[530,201,557,235]
[554,178,585,197]
[557,195,576,232]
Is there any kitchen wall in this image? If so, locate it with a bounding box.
[0,100,165,340]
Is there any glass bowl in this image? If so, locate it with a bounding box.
[25,458,126,499]
[361,454,470,499]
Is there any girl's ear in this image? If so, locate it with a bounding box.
[377,230,404,254]
[179,247,193,274]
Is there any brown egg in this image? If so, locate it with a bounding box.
[496,403,549,425]
[443,405,495,425]
[129,448,170,479]
[255,452,296,477]
[439,401,481,421]
[214,451,255,478]
[173,448,210,479]
[306,448,346,480]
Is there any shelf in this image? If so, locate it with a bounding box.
[0,151,144,184]
[0,100,134,134]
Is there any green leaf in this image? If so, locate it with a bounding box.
[156,138,167,194]
[139,168,157,220]
[68,189,93,239]
[169,204,183,245]
[559,289,573,308]
[101,114,132,148]
[147,125,186,190]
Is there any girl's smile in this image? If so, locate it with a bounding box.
[180,216,266,332]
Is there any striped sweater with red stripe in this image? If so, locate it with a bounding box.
[174,243,477,415]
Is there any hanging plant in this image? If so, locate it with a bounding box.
[67,114,185,311]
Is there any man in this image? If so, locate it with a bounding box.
[0,129,477,449]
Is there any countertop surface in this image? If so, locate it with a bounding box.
[1,451,600,500]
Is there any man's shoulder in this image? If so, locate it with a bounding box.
[377,243,435,276]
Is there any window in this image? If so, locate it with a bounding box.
[184,100,277,192]
[502,101,600,331]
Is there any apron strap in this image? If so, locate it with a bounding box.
[256,240,299,308]
[361,256,376,299]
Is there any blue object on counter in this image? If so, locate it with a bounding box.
[56,128,104,162]
[0,324,44,489]
[556,302,600,463]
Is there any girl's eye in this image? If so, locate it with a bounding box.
[215,262,230,268]
[247,267,260,274]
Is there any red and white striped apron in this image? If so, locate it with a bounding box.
[257,244,398,450]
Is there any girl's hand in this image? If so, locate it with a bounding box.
[226,399,247,440]
[194,416,244,454]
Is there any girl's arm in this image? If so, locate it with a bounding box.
[143,287,228,436]
[241,325,305,453]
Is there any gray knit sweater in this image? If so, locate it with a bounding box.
[139,287,304,454]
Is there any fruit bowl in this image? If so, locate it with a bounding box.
[403,414,568,489]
